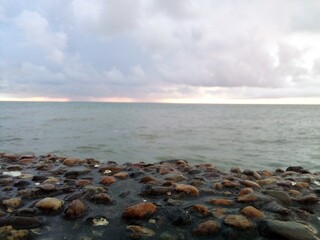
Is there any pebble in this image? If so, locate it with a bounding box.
[122,203,157,218]
[192,204,208,215]
[0,225,29,240]
[2,198,22,208]
[238,187,254,196]
[193,220,220,236]
[91,193,112,204]
[113,172,128,179]
[241,206,265,218]
[63,158,80,166]
[175,183,199,196]
[127,225,155,238]
[100,176,116,185]
[239,180,261,189]
[260,219,319,240]
[296,194,318,205]
[35,197,64,211]
[64,199,86,218]
[224,214,254,229]
[208,198,234,206]
[263,190,291,203]
[237,193,258,203]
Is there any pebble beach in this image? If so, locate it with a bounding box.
[0,153,320,240]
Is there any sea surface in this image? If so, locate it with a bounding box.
[1,102,320,171]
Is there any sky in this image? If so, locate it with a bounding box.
[1,0,320,104]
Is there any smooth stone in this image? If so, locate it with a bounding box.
[208,198,234,206]
[100,176,116,185]
[0,225,29,239]
[43,177,60,184]
[224,214,254,230]
[289,189,302,196]
[296,194,318,204]
[295,182,310,189]
[257,178,277,186]
[36,183,56,192]
[139,176,157,184]
[35,197,64,211]
[13,180,30,188]
[213,183,224,190]
[175,184,199,196]
[64,166,90,178]
[263,190,291,203]
[127,225,155,238]
[63,158,80,166]
[264,202,290,215]
[164,174,187,182]
[222,179,240,188]
[193,220,220,236]
[141,185,175,196]
[192,204,208,215]
[167,206,191,226]
[83,185,107,195]
[243,169,262,180]
[15,208,37,217]
[90,193,112,204]
[237,194,258,203]
[212,208,226,218]
[259,219,319,240]
[2,198,22,208]
[6,165,23,171]
[113,172,128,179]
[238,187,254,196]
[240,180,261,189]
[241,206,265,218]
[64,199,86,218]
[230,167,242,174]
[122,203,157,218]
[0,178,13,185]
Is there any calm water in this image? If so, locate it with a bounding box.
[1,102,320,171]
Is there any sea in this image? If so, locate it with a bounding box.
[1,102,320,171]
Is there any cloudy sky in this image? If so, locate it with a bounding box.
[1,0,320,103]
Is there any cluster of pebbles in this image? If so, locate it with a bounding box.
[0,153,320,240]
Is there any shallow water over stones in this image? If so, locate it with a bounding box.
[0,153,320,240]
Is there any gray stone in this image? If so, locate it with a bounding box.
[260,219,319,240]
[263,190,291,203]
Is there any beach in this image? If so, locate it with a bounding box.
[0,153,319,239]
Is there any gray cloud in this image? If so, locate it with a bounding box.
[1,0,320,102]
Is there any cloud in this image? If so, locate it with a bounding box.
[1,1,320,102]
[16,10,67,63]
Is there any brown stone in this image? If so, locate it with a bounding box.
[2,198,22,208]
[241,206,265,218]
[175,184,199,196]
[288,189,301,196]
[212,208,226,218]
[224,214,254,229]
[64,199,85,218]
[91,193,112,204]
[237,194,258,203]
[223,180,240,188]
[296,194,318,205]
[192,204,208,215]
[213,183,224,190]
[0,225,29,239]
[257,178,277,186]
[113,172,128,179]
[18,158,35,164]
[100,176,116,185]
[127,225,155,238]
[193,220,220,236]
[240,180,261,189]
[35,197,63,211]
[76,179,92,187]
[139,176,157,184]
[43,177,60,184]
[37,183,56,192]
[238,187,254,196]
[294,182,309,189]
[63,158,79,166]
[208,198,233,206]
[122,202,157,218]
[261,170,273,177]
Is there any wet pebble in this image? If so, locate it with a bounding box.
[64,199,86,218]
[122,203,157,218]
[224,214,254,230]
[35,197,64,211]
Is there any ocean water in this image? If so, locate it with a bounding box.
[1,102,320,171]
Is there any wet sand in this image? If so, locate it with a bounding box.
[0,153,320,240]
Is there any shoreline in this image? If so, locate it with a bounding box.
[0,153,319,240]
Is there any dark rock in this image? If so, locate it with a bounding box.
[64,166,91,179]
[264,202,290,215]
[15,208,37,217]
[193,220,220,236]
[13,180,31,188]
[262,190,291,203]
[167,207,191,226]
[141,185,174,196]
[90,193,112,204]
[259,219,319,240]
[6,165,23,171]
[296,194,318,205]
[0,216,43,229]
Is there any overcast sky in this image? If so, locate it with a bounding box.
[1,0,320,103]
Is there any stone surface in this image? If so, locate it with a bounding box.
[35,197,64,211]
[224,214,254,230]
[127,225,155,238]
[193,220,220,236]
[260,219,320,240]
[113,172,128,179]
[237,194,258,203]
[122,203,157,218]
[208,198,234,206]
[2,198,22,208]
[241,206,265,218]
[263,190,291,203]
[100,176,116,185]
[240,180,261,189]
[175,184,199,196]
[192,204,208,215]
[64,199,86,218]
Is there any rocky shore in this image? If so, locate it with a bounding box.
[0,153,320,240]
